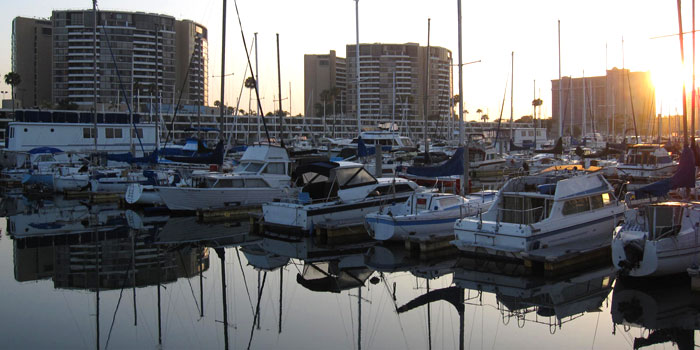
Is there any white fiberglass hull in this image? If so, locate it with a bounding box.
[366,204,488,241]
[263,194,411,233]
[453,208,625,259]
[612,227,700,277]
[156,186,286,211]
[54,174,89,192]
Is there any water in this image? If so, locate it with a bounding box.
[0,193,695,349]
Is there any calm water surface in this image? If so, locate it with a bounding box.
[0,193,695,349]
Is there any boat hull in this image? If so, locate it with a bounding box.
[612,228,700,277]
[156,186,286,211]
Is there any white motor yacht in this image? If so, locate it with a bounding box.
[452,170,626,260]
[155,144,292,211]
[262,160,419,235]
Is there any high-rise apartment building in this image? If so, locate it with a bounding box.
[11,17,53,108]
[11,10,207,110]
[304,50,346,117]
[175,20,208,107]
[551,68,655,138]
[344,43,452,122]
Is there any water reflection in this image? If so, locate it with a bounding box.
[5,193,698,349]
[612,277,700,349]
[452,257,615,332]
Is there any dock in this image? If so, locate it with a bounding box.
[521,242,611,277]
[403,234,457,260]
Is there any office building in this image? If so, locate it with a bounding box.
[304,50,346,117]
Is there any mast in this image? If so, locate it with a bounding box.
[677,0,690,147]
[457,0,468,195]
[509,51,514,144]
[392,70,396,133]
[582,71,586,138]
[255,32,260,142]
[355,0,361,134]
[558,20,562,139]
[423,18,431,163]
[93,0,98,153]
[357,286,362,350]
[533,80,537,150]
[276,33,285,146]
[219,0,227,143]
[216,248,229,350]
[693,0,697,149]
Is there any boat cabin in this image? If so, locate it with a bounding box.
[642,202,693,240]
[295,161,415,202]
[623,144,673,166]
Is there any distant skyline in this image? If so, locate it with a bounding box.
[0,0,695,121]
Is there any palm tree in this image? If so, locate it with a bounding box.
[319,89,331,136]
[328,86,341,137]
[4,72,21,112]
[481,114,489,123]
[245,77,256,115]
[214,100,221,108]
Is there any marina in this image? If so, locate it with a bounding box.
[2,0,700,348]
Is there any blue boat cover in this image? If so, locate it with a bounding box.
[28,147,63,154]
[635,146,696,197]
[357,136,368,157]
[106,150,158,164]
[406,147,464,177]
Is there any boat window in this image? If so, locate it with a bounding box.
[83,127,95,139]
[647,205,684,239]
[590,195,604,210]
[563,197,590,215]
[401,138,413,147]
[238,162,263,173]
[263,162,286,175]
[335,167,376,188]
[438,197,461,209]
[9,127,13,138]
[657,156,671,164]
[245,178,269,188]
[500,195,546,224]
[602,192,613,206]
[132,128,143,138]
[212,178,244,188]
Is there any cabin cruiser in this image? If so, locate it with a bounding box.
[262,161,419,234]
[616,144,678,189]
[365,190,496,241]
[155,144,292,211]
[612,201,700,277]
[452,170,626,260]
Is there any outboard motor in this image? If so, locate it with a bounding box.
[618,239,645,274]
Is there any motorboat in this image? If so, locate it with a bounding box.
[612,201,700,277]
[262,160,419,235]
[155,144,292,211]
[452,169,626,260]
[616,144,678,190]
[365,190,496,241]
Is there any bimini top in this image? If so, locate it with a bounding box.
[28,147,64,154]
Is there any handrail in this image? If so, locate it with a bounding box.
[497,206,545,225]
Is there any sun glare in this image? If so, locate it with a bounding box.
[650,60,689,113]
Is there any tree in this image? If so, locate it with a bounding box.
[245,77,256,115]
[4,71,21,112]
[214,100,221,108]
[481,114,489,122]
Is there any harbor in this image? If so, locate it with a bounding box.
[2,0,700,349]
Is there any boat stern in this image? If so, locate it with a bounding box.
[611,227,658,277]
[262,201,312,234]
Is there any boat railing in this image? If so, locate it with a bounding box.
[497,206,544,225]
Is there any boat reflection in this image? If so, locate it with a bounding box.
[612,277,700,350]
[452,257,615,331]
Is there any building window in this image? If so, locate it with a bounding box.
[132,128,143,138]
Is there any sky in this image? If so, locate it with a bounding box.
[0,0,695,121]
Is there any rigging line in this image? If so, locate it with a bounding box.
[225,36,255,151]
[232,0,272,144]
[96,7,146,154]
[246,271,268,350]
[104,267,134,349]
[177,249,201,315]
[591,311,600,349]
[234,247,256,315]
[61,290,89,349]
[494,75,509,147]
[625,69,640,143]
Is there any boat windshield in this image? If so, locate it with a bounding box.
[400,137,413,147]
[334,167,377,188]
[236,162,264,173]
[646,205,684,240]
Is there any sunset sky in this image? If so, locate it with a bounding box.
[0,0,696,121]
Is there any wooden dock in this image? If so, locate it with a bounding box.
[0,178,22,188]
[404,234,457,260]
[521,243,611,277]
[314,220,368,245]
